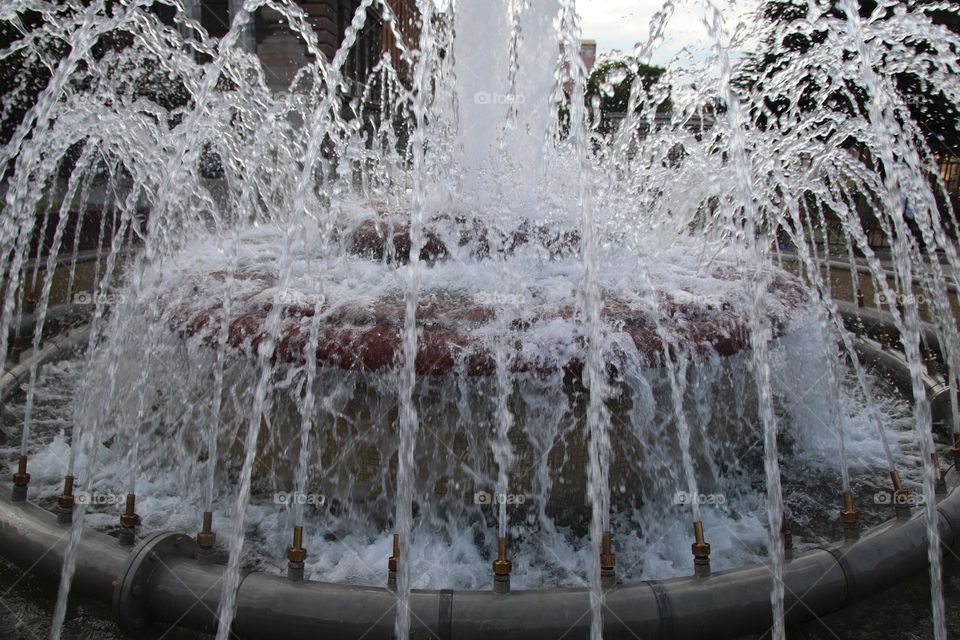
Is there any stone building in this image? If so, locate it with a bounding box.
[185,0,418,94]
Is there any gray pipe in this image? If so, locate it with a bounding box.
[2,318,958,639]
[1,483,958,640]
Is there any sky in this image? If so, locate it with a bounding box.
[575,0,760,65]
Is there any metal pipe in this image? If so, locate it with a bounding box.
[2,477,960,640]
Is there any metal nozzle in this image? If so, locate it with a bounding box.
[855,290,864,309]
[890,470,911,518]
[196,511,216,551]
[57,475,75,510]
[287,525,306,581]
[840,489,858,524]
[57,475,75,524]
[118,493,141,546]
[692,521,711,577]
[600,531,616,587]
[932,453,947,496]
[388,533,399,590]
[600,532,615,571]
[840,489,860,541]
[781,517,794,559]
[11,456,29,502]
[493,536,511,593]
[388,533,400,573]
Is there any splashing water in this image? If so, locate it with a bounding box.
[0,1,958,639]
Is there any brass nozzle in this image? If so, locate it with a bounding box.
[691,521,711,558]
[120,493,141,529]
[840,489,859,525]
[287,525,307,563]
[493,536,512,576]
[890,469,908,500]
[388,533,399,573]
[12,456,29,487]
[600,531,615,572]
[932,452,945,481]
[197,511,216,549]
[57,475,75,510]
[780,517,793,552]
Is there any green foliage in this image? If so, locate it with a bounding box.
[741,0,960,153]
[585,57,671,115]
[0,2,193,154]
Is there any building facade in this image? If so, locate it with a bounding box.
[184,0,418,94]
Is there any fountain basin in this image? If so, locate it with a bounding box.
[1,470,957,640]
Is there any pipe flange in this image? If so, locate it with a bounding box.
[113,531,198,638]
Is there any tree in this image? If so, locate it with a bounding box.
[740,0,960,154]
[585,56,671,119]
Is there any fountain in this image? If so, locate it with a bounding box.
[1,0,959,639]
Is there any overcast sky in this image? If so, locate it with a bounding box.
[575,0,760,65]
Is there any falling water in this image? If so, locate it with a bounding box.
[0,2,957,640]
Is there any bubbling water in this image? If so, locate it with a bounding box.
[0,0,958,639]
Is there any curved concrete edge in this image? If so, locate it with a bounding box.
[0,481,958,640]
[0,494,127,604]
[1,326,90,403]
